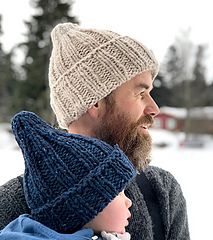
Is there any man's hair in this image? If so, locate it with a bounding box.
[104,92,115,111]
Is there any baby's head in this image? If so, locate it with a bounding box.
[11,111,136,234]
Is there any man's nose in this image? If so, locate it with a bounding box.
[144,97,160,117]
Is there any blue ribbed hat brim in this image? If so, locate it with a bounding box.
[32,147,135,232]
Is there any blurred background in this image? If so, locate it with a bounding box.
[0,0,212,239]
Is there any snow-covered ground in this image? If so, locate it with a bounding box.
[0,124,213,239]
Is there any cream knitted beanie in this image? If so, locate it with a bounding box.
[49,23,159,129]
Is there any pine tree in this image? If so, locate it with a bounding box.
[190,45,208,107]
[0,15,16,122]
[205,81,213,106]
[12,0,78,123]
[162,30,195,108]
[151,73,172,107]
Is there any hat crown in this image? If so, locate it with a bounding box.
[49,23,120,86]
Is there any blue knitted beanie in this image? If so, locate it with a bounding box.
[11,111,136,233]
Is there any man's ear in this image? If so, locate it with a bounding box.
[87,100,105,119]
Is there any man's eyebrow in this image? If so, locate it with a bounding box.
[135,83,153,90]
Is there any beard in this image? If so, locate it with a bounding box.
[94,101,154,170]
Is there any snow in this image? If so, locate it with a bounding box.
[150,129,213,240]
[0,124,213,239]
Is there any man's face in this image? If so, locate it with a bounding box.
[95,71,159,170]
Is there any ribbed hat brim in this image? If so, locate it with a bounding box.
[31,147,135,232]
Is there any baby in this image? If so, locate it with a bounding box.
[0,111,136,240]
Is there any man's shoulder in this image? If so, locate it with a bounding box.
[0,175,25,206]
[143,165,182,193]
[0,175,29,230]
[144,165,175,179]
[0,176,23,194]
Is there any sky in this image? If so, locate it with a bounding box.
[0,0,213,79]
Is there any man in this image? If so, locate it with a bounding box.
[0,23,190,239]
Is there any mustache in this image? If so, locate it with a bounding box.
[119,115,153,152]
[135,115,154,128]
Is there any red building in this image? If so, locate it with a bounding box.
[153,107,186,132]
[153,107,213,134]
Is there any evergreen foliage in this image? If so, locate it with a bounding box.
[0,15,16,122]
[11,0,78,123]
[151,73,172,107]
[159,31,210,109]
[190,45,208,107]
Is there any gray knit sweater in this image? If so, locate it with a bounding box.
[0,166,190,240]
